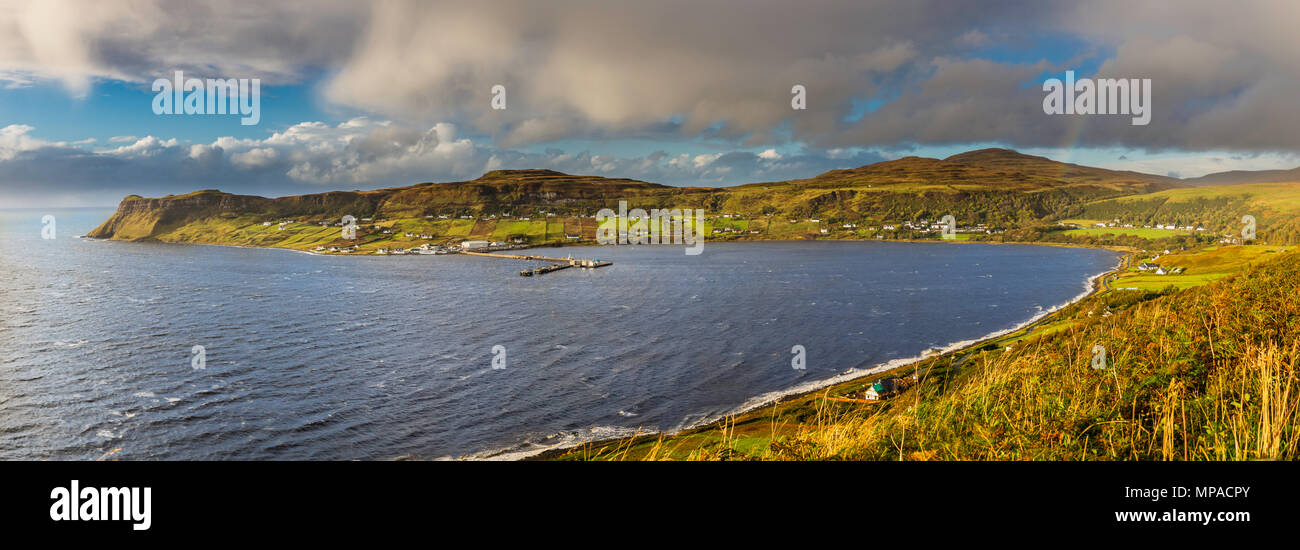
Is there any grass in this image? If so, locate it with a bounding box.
[1063,227,1193,239]
[550,246,1300,461]
[1113,244,1294,291]
[1078,181,1300,244]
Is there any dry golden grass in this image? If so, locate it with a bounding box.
[623,251,1300,462]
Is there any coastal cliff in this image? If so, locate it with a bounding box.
[86,149,1189,248]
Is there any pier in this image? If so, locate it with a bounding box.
[519,263,572,277]
[459,250,612,276]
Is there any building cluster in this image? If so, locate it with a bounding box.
[1137,251,1185,275]
[1087,220,1207,231]
[861,374,917,401]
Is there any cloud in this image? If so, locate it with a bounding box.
[0,117,897,206]
[0,124,46,160]
[956,29,992,48]
[229,147,278,169]
[0,123,97,160]
[320,0,980,147]
[0,1,1046,145]
[1088,150,1300,179]
[0,0,364,94]
[0,0,1296,185]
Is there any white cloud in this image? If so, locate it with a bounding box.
[0,124,47,159]
[96,136,180,158]
[693,153,722,169]
[0,118,895,206]
[230,147,279,169]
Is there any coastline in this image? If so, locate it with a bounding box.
[87,232,1137,258]
[493,251,1127,461]
[88,233,1128,461]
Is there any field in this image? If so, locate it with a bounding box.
[1112,244,1294,291]
[1063,227,1193,239]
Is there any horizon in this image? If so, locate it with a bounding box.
[10,146,1300,209]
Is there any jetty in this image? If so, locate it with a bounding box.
[459,251,612,276]
[519,263,572,277]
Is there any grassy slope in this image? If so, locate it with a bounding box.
[1078,181,1300,244]
[550,246,1299,461]
[1114,245,1294,291]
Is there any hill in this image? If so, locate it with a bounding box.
[1183,166,1300,187]
[86,148,1190,250]
[1075,181,1300,244]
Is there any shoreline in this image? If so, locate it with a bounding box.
[88,233,1129,461]
[86,233,1138,258]
[493,252,1128,461]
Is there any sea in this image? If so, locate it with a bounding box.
[0,208,1119,459]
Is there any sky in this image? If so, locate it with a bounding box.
[1,0,1298,207]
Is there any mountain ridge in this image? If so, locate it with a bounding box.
[1182,166,1300,187]
[84,147,1289,248]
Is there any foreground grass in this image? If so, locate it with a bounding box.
[553,247,1299,461]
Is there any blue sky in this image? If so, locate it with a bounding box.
[1,0,1297,207]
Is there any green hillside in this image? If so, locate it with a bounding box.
[1075,181,1300,245]
[86,148,1184,251]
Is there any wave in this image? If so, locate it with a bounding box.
[453,425,656,461]
[457,255,1121,461]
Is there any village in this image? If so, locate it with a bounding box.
[1056,219,1209,232]
[253,209,1258,266]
